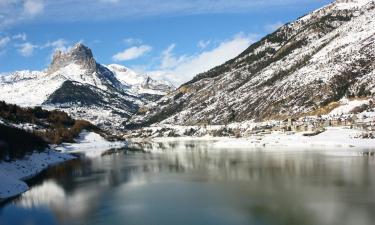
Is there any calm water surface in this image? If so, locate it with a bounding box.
[1,140,375,225]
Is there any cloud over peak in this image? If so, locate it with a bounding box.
[112,45,152,61]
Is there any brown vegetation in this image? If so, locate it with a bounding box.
[0,101,101,160]
[305,101,341,116]
[36,120,95,144]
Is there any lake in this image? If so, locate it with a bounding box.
[1,140,375,225]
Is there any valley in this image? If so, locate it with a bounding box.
[1,1,375,224]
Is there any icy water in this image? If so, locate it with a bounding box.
[1,140,375,225]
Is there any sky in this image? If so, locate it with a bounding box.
[0,0,332,85]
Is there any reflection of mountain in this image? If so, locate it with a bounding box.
[129,140,374,185]
[8,142,375,225]
[13,158,133,224]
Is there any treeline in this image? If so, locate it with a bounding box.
[0,101,100,160]
[0,124,47,160]
[0,101,75,129]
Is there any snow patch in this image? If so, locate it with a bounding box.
[55,131,127,158]
[329,98,370,115]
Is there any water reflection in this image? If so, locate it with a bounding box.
[1,142,375,225]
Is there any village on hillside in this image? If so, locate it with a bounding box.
[241,98,375,138]
[126,98,375,139]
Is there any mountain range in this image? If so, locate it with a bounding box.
[1,0,375,131]
[0,44,174,131]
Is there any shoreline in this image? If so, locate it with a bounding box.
[128,127,375,154]
[0,150,76,202]
[0,131,127,203]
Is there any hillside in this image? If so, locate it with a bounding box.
[126,0,375,128]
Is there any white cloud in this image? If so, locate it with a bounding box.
[0,0,45,27]
[123,38,143,45]
[43,38,69,51]
[12,33,27,41]
[17,42,38,57]
[264,21,284,32]
[197,40,211,49]
[0,37,68,58]
[149,33,258,85]
[112,45,152,61]
[160,44,188,70]
[0,36,11,48]
[23,0,44,16]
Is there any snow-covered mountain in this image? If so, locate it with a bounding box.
[107,64,175,96]
[0,44,174,130]
[127,0,375,128]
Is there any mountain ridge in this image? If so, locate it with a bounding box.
[126,0,375,128]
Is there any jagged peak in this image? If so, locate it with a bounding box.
[69,43,93,58]
[48,43,96,73]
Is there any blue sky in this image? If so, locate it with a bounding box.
[0,0,332,84]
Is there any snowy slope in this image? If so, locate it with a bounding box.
[0,72,66,106]
[0,70,42,83]
[107,64,175,96]
[127,0,375,128]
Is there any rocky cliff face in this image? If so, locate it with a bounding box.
[48,44,96,73]
[127,0,375,128]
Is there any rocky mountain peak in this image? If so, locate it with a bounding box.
[68,43,94,60]
[48,43,97,73]
[143,76,152,85]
